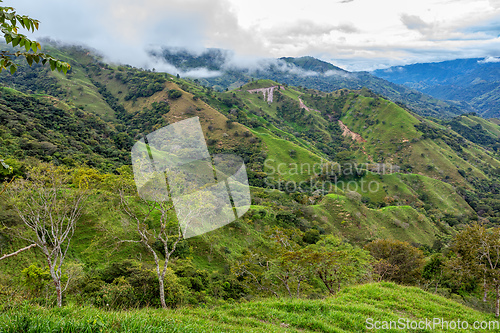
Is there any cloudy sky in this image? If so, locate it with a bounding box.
[9,0,500,71]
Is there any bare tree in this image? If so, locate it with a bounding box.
[6,163,88,307]
[119,191,180,309]
[119,187,214,309]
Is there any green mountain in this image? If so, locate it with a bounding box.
[2,45,500,245]
[279,56,347,73]
[373,58,500,118]
[152,48,468,118]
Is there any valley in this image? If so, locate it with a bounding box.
[1,43,500,329]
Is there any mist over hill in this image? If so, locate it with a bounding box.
[149,47,468,119]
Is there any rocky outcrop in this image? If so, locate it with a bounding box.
[298,98,321,113]
[338,120,366,143]
[247,86,283,103]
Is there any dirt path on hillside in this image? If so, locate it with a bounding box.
[298,98,321,113]
[338,120,366,143]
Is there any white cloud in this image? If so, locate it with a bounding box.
[6,0,500,71]
[478,56,500,63]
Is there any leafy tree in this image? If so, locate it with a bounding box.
[449,223,500,317]
[21,264,51,299]
[232,249,280,297]
[300,235,372,295]
[168,89,182,100]
[422,253,446,293]
[364,239,425,284]
[0,1,70,73]
[267,227,308,297]
[232,227,307,298]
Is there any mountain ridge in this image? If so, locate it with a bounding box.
[150,47,469,118]
[373,57,500,118]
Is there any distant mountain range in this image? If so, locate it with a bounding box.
[373,58,500,119]
[150,48,468,118]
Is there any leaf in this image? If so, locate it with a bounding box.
[49,59,56,71]
[24,40,30,51]
[26,54,33,66]
[9,64,16,74]
[31,41,37,52]
[12,36,20,47]
[22,17,30,31]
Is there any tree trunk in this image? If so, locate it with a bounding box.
[280,275,292,298]
[285,281,292,298]
[46,254,63,307]
[55,279,62,307]
[159,277,167,309]
[484,279,488,302]
[496,284,499,318]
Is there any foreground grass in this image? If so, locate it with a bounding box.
[0,283,497,332]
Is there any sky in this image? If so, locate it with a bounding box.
[9,0,500,72]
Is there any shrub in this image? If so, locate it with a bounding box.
[168,89,182,100]
[365,239,424,284]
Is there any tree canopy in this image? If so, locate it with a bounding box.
[0,1,70,73]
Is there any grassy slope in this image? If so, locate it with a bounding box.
[0,283,496,332]
[241,79,280,90]
[0,73,478,262]
[458,115,500,138]
[43,46,116,121]
[252,127,323,183]
[339,94,500,186]
[312,194,440,245]
[350,172,474,216]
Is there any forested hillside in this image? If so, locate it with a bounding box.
[373,58,500,118]
[152,48,467,118]
[2,44,500,323]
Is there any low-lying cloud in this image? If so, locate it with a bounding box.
[8,0,500,72]
[478,56,500,63]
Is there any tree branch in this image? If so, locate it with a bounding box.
[0,243,37,261]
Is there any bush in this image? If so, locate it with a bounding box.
[365,239,424,284]
[168,89,182,100]
[303,229,321,244]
